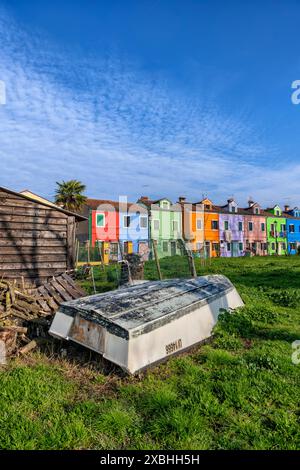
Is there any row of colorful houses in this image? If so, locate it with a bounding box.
[76,195,300,260]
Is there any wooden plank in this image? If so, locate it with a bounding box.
[0,247,67,255]
[0,194,61,211]
[0,269,65,278]
[55,276,83,299]
[37,286,59,310]
[0,215,67,225]
[0,239,66,247]
[0,254,67,263]
[67,217,76,270]
[0,206,68,218]
[43,282,65,305]
[0,230,67,239]
[49,279,72,301]
[0,262,67,270]
[35,296,52,313]
[61,273,86,296]
[0,222,67,231]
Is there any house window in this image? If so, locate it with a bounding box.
[239,242,243,251]
[212,242,219,252]
[211,220,218,230]
[224,221,229,230]
[290,242,296,250]
[289,224,295,233]
[271,242,276,250]
[172,220,179,232]
[140,216,148,229]
[153,219,160,230]
[255,208,259,214]
[238,222,243,231]
[275,210,280,216]
[124,215,131,228]
[96,213,105,227]
[162,241,169,252]
[162,201,169,209]
[196,219,202,230]
[205,204,211,210]
[227,243,231,251]
[280,224,286,232]
[270,223,275,232]
[231,206,236,213]
[261,222,265,232]
[248,222,253,231]
[282,242,286,251]
[196,242,202,250]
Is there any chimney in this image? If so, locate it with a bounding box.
[248,199,254,207]
[140,196,149,201]
[227,198,234,204]
[284,205,290,212]
[178,196,186,203]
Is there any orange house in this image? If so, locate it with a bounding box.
[200,198,220,257]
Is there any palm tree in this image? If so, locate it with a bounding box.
[55,180,87,212]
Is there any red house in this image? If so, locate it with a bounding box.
[77,199,120,260]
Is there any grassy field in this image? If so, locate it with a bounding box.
[0,256,300,450]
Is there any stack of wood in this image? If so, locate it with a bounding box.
[0,274,86,360]
[0,279,50,323]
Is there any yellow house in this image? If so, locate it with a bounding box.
[178,197,204,252]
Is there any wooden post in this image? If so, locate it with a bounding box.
[67,217,75,270]
[152,240,163,281]
[97,242,106,273]
[118,240,124,261]
[75,239,80,269]
[179,238,197,278]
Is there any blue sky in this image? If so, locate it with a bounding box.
[0,0,300,207]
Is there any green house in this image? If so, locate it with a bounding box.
[265,205,287,255]
[138,197,183,258]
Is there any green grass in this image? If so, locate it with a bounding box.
[1,256,300,449]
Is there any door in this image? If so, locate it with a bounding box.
[124,241,133,255]
[171,241,177,256]
[231,241,239,257]
[204,241,210,258]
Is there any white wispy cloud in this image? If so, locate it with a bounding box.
[0,7,298,208]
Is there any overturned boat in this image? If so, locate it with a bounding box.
[49,275,243,374]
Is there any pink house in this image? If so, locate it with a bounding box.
[242,200,267,256]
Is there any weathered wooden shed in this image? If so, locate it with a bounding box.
[0,186,86,285]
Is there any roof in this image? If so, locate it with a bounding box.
[137,197,181,212]
[177,200,204,212]
[85,198,142,212]
[58,275,234,339]
[0,186,87,221]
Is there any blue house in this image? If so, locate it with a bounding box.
[119,197,150,260]
[284,206,300,255]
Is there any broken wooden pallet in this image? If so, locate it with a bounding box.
[34,273,86,313]
[0,274,86,358]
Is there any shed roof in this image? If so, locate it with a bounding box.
[0,186,86,221]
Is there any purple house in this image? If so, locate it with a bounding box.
[218,198,245,257]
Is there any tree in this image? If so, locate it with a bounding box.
[55,180,87,212]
